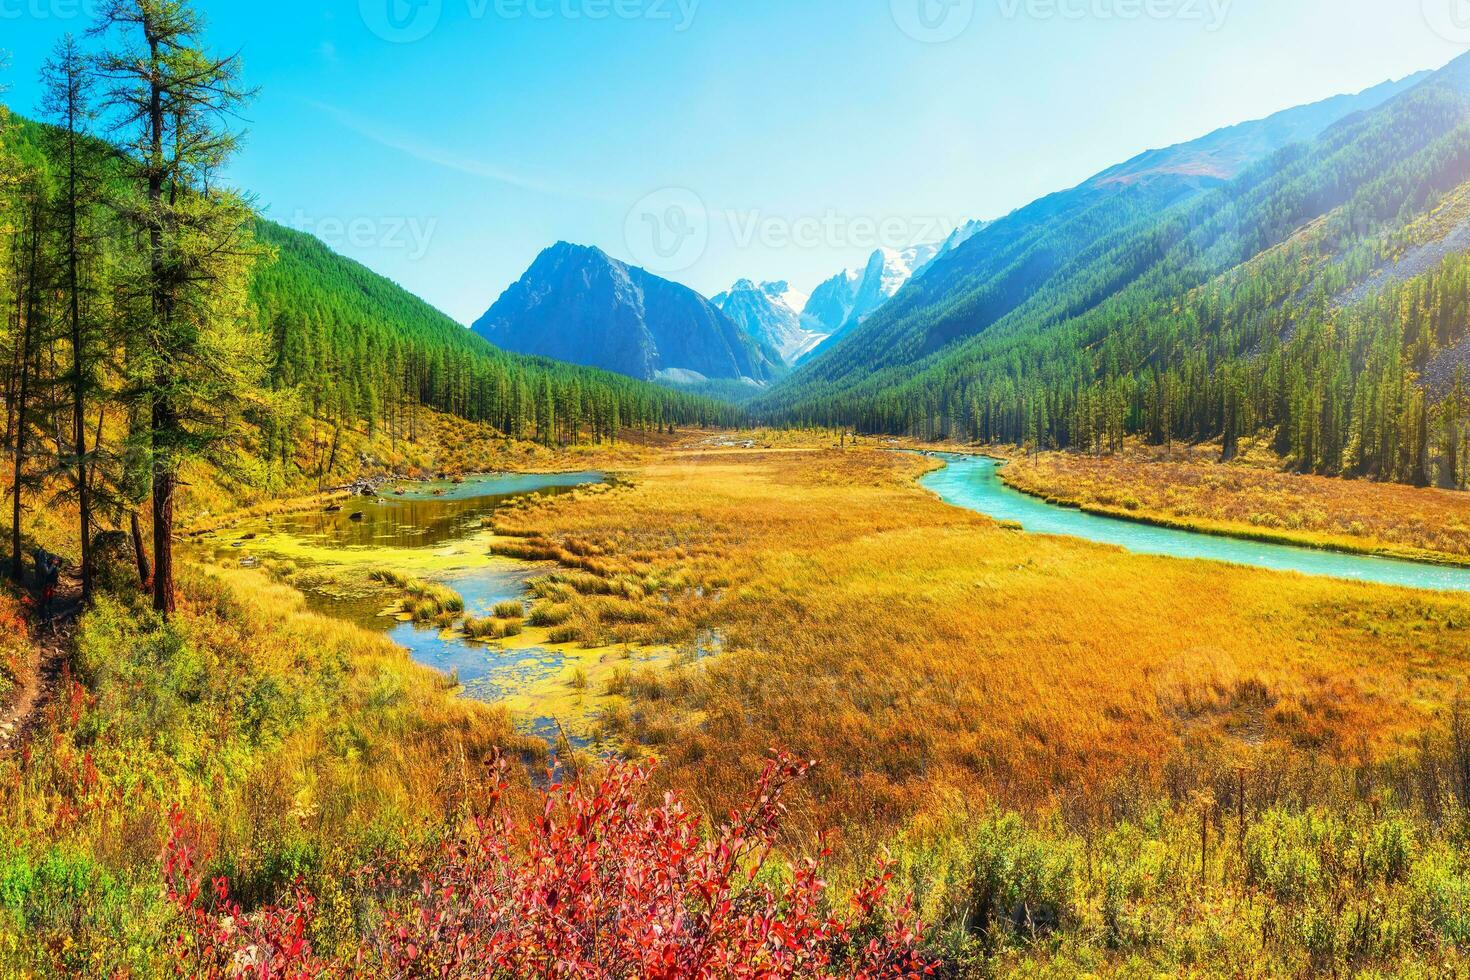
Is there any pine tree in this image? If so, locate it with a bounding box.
[1413,392,1430,487]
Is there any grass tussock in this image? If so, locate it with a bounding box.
[462,616,523,641]
[526,601,573,628]
[369,568,464,620]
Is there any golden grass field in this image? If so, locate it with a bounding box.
[1001,438,1470,565]
[8,423,1470,974]
[481,434,1470,842]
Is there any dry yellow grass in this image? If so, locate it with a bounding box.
[1002,440,1470,564]
[485,439,1470,838]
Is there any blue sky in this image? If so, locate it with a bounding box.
[1,0,1465,323]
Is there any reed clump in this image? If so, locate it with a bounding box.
[527,602,573,628]
[369,569,464,620]
[463,617,523,641]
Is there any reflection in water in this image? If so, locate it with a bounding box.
[259,471,602,554]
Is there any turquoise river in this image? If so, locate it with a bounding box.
[919,453,1470,593]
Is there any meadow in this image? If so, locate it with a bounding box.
[483,438,1470,820]
[5,426,1470,974]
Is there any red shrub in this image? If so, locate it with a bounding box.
[164,754,933,979]
[163,813,322,979]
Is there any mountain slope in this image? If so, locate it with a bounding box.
[251,223,744,433]
[757,54,1470,487]
[473,243,781,385]
[762,71,1428,411]
[801,221,989,344]
[1085,74,1430,189]
[712,280,827,364]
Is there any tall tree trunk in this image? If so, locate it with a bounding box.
[151,391,176,615]
[66,107,93,602]
[3,246,23,451]
[130,510,151,590]
[87,407,104,489]
[146,34,175,616]
[1413,399,1431,488]
[10,201,40,582]
[325,415,341,476]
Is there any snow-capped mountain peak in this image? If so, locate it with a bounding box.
[715,221,991,367]
[792,219,991,357]
[762,280,809,316]
[713,279,829,366]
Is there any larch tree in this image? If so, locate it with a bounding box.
[0,63,16,557]
[41,35,102,602]
[93,0,270,615]
[7,147,53,583]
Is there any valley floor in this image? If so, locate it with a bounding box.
[5,425,1470,975]
[469,435,1470,821]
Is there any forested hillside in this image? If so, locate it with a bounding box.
[0,52,736,610]
[252,221,742,453]
[760,60,1470,487]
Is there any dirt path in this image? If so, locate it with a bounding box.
[0,576,82,753]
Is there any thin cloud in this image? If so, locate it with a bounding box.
[309,100,612,202]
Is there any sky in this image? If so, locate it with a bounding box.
[1,0,1466,324]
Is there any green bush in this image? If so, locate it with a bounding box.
[961,815,1076,946]
[1411,844,1470,946]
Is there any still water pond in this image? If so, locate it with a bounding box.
[920,453,1470,593]
[214,472,609,743]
